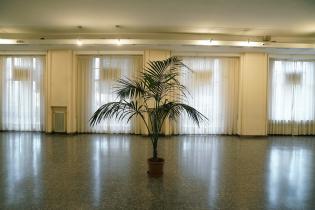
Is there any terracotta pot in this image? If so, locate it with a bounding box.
[147,158,164,177]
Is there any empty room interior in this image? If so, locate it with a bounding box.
[1,0,315,209]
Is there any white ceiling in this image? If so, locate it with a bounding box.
[1,0,315,38]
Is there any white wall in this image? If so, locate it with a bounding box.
[46,50,76,133]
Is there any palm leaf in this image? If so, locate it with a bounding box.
[159,102,207,126]
[89,100,145,126]
[114,78,147,99]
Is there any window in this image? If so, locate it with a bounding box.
[77,55,143,133]
[0,56,45,131]
[179,56,239,134]
[268,59,315,134]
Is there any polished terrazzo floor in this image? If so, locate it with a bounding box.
[0,132,315,210]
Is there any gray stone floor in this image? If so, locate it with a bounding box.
[0,132,315,210]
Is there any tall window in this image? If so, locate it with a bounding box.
[0,56,45,131]
[268,59,315,135]
[179,57,239,134]
[77,55,143,133]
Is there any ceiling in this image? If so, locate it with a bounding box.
[0,0,315,49]
[1,0,315,36]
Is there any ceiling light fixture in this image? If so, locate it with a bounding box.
[76,25,84,46]
[238,40,264,47]
[243,39,252,47]
[116,39,122,46]
[76,39,82,46]
[209,39,220,46]
[0,38,16,44]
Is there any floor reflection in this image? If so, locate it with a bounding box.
[1,132,42,207]
[267,142,313,209]
[91,135,131,207]
[179,136,222,207]
[0,133,314,209]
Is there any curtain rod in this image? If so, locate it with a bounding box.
[269,54,315,60]
[75,50,144,55]
[0,51,47,55]
[171,52,241,57]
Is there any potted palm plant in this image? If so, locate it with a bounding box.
[90,56,206,177]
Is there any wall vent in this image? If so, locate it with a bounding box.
[52,107,67,133]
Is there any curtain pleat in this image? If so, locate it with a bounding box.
[0,56,45,131]
[268,59,315,135]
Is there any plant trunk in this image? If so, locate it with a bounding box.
[151,111,160,161]
[153,146,158,160]
[152,136,158,161]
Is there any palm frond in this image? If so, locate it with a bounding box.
[114,78,146,99]
[143,56,185,82]
[89,100,145,126]
[159,102,207,126]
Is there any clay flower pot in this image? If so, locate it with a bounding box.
[147,158,164,177]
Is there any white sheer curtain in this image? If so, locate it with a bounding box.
[0,56,45,131]
[77,55,143,133]
[268,59,315,135]
[178,56,239,134]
